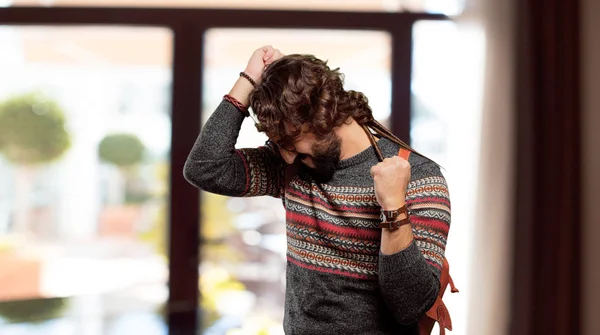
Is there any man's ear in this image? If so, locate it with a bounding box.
[279,148,298,165]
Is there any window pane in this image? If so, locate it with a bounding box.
[6,0,464,15]
[0,26,172,335]
[200,28,391,334]
[410,20,486,335]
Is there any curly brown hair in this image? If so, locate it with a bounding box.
[249,54,374,148]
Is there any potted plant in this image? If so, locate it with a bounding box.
[97,133,147,237]
[0,92,71,236]
[0,92,71,299]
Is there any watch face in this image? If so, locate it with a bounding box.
[380,212,386,222]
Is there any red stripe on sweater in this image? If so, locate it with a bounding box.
[425,258,442,271]
[410,216,450,234]
[287,212,381,240]
[287,234,380,255]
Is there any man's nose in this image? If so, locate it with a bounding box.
[279,149,297,165]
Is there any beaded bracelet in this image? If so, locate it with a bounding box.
[223,94,250,117]
[239,72,257,87]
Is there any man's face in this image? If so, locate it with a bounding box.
[303,135,341,183]
[273,126,341,183]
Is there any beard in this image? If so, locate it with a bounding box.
[304,135,341,183]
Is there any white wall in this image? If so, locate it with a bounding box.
[582,0,600,333]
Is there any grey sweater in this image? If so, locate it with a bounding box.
[184,101,451,334]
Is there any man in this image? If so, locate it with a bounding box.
[184,45,451,334]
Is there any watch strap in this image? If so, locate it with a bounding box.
[379,205,410,230]
[381,205,409,222]
[379,216,410,230]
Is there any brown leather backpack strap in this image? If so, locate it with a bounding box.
[439,258,450,297]
[420,258,456,335]
[425,297,453,332]
[441,258,459,295]
[419,296,452,335]
[448,275,459,293]
[398,147,411,160]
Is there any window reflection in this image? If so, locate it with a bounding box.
[0,26,172,335]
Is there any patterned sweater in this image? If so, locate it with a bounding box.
[184,101,451,335]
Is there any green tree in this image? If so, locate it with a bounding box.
[0,92,71,234]
[0,297,70,324]
[98,133,147,204]
[98,133,145,167]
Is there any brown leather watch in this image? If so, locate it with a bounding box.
[379,205,410,230]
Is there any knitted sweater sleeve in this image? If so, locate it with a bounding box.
[183,100,285,198]
[378,161,451,325]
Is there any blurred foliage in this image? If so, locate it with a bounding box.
[140,191,242,263]
[201,193,235,239]
[150,161,169,198]
[0,297,70,324]
[199,193,247,331]
[200,266,246,330]
[0,236,19,254]
[99,133,150,205]
[98,133,145,167]
[140,162,248,331]
[0,92,71,165]
[0,243,13,254]
[201,192,243,263]
[139,202,168,259]
[139,162,168,258]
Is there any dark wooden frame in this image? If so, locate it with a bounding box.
[512,0,582,333]
[0,6,446,334]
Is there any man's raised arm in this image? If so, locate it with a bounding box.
[183,46,287,198]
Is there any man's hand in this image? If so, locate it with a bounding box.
[230,45,284,106]
[370,156,411,210]
[244,45,284,84]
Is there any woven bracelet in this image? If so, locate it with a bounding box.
[239,72,257,87]
[223,94,250,117]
